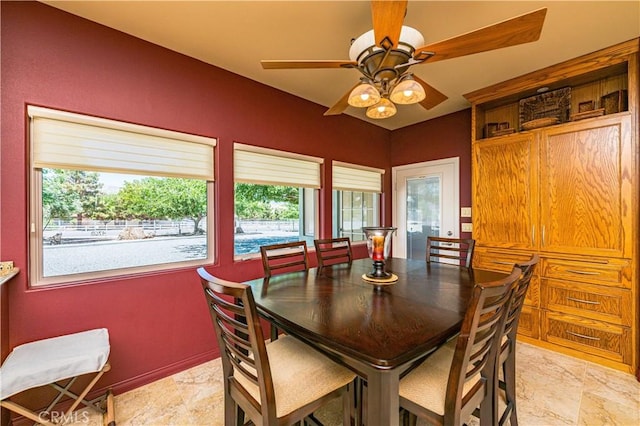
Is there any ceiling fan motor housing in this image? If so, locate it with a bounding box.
[349,26,424,85]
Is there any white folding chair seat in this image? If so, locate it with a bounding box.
[0,328,115,426]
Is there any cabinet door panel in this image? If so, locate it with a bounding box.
[539,115,632,257]
[473,134,537,249]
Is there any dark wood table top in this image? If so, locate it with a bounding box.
[246,257,507,426]
[247,257,506,371]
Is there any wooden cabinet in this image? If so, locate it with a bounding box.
[466,39,638,376]
[473,133,537,250]
[539,116,633,258]
[518,305,540,339]
[474,115,633,255]
[542,279,631,326]
[542,310,633,365]
[473,247,539,306]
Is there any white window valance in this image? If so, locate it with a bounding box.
[332,161,384,193]
[234,143,322,188]
[29,106,216,181]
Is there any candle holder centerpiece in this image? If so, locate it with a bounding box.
[362,227,398,285]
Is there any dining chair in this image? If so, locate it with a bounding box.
[426,236,476,269]
[198,267,356,426]
[313,237,353,270]
[399,265,521,426]
[496,254,539,426]
[260,241,310,340]
[260,241,309,278]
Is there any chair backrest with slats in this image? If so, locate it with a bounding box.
[445,265,521,425]
[495,254,540,425]
[313,237,353,270]
[260,241,309,278]
[426,236,476,269]
[198,267,277,422]
[500,254,540,356]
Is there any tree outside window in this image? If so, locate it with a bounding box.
[234,183,315,256]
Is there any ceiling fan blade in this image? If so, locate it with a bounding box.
[324,84,360,116]
[413,8,547,63]
[414,76,448,110]
[371,0,407,48]
[261,60,357,69]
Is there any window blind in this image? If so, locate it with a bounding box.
[29,106,216,181]
[234,144,322,188]
[333,161,384,193]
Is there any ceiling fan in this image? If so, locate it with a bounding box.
[261,1,547,119]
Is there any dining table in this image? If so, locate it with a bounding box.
[245,257,507,426]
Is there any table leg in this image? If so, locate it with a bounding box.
[366,370,400,426]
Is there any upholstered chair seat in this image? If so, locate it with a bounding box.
[234,334,355,419]
[400,339,481,417]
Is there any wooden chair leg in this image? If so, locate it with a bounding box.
[343,386,353,426]
[223,395,236,426]
[350,377,363,426]
[479,373,499,426]
[361,379,367,426]
[400,408,409,426]
[105,390,115,426]
[402,410,417,426]
[503,353,518,426]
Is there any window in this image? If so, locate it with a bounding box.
[234,144,321,257]
[332,161,383,241]
[28,106,216,286]
[334,191,380,242]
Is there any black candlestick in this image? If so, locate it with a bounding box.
[367,260,392,279]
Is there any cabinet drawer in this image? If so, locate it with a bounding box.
[541,279,632,326]
[473,249,534,273]
[542,258,631,288]
[473,249,539,306]
[541,311,632,364]
[516,306,539,339]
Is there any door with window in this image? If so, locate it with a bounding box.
[393,158,459,259]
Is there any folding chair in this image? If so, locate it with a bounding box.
[0,328,115,426]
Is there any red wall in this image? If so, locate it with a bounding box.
[390,110,473,239]
[0,0,472,397]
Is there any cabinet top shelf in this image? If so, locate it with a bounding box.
[466,38,638,141]
[464,38,638,108]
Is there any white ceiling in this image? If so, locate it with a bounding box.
[41,1,640,131]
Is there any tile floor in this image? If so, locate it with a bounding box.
[75,342,639,425]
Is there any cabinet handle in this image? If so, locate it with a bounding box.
[542,226,546,246]
[566,331,600,341]
[566,296,600,305]
[565,269,600,276]
[492,261,513,265]
[532,225,535,246]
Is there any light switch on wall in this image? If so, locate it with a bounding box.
[461,207,472,217]
[461,223,473,232]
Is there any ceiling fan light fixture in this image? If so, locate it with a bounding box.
[366,98,397,119]
[348,82,381,107]
[390,77,426,105]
